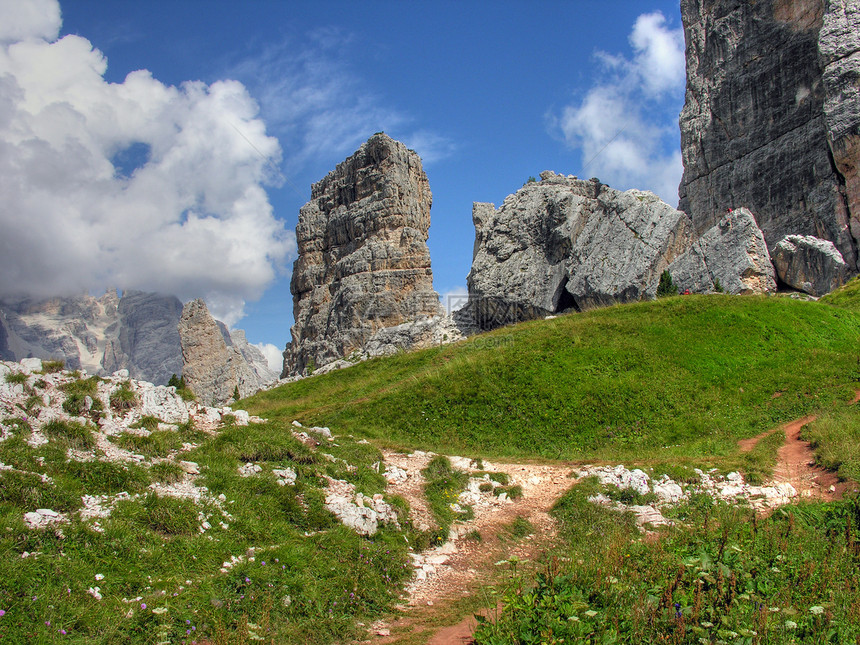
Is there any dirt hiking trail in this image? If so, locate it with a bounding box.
[365,390,860,644]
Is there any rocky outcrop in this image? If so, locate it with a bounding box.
[668,208,778,295]
[283,133,445,376]
[772,234,850,295]
[0,290,182,384]
[178,299,272,406]
[678,0,860,277]
[463,172,695,330]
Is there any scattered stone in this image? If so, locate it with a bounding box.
[179,461,200,475]
[272,468,297,486]
[238,463,262,477]
[323,478,400,536]
[23,508,67,530]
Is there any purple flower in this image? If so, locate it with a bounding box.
[261,561,265,565]
[244,577,250,583]
[60,629,67,635]
[0,610,6,617]
[141,603,146,610]
[186,620,191,625]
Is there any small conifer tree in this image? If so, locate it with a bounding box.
[656,270,678,298]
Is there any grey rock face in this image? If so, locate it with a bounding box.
[678,0,860,276]
[178,299,266,406]
[771,234,850,295]
[668,208,778,295]
[227,329,279,386]
[464,172,694,330]
[105,290,184,385]
[0,290,182,384]
[283,133,442,376]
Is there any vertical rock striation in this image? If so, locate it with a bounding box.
[0,290,183,384]
[283,133,442,376]
[678,0,860,274]
[178,299,269,406]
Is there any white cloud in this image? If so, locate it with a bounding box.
[0,0,60,43]
[552,11,685,205]
[253,342,284,374]
[0,0,295,325]
[226,34,455,170]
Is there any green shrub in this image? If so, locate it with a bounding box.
[110,381,137,412]
[4,372,28,385]
[129,415,160,431]
[713,277,724,293]
[115,492,199,536]
[40,359,65,374]
[112,430,180,458]
[493,484,523,500]
[60,459,149,494]
[149,461,184,483]
[42,419,95,450]
[0,469,79,511]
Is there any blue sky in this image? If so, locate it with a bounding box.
[0,0,685,370]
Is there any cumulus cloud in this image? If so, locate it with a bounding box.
[0,0,294,325]
[253,342,284,373]
[552,12,685,205]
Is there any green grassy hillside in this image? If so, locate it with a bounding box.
[248,295,860,469]
[819,274,860,311]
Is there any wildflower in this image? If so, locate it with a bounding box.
[584,610,598,618]
[245,577,250,583]
[141,603,147,610]
[152,607,168,615]
[261,561,265,566]
[95,574,104,581]
[59,629,67,635]
[0,610,5,617]
[785,620,798,629]
[810,606,824,615]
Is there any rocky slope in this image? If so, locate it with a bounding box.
[283,133,450,376]
[178,299,276,406]
[678,0,860,275]
[0,290,183,385]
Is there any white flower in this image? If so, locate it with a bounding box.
[94,573,104,581]
[87,586,102,601]
[810,606,825,615]
[785,620,798,629]
[584,610,598,618]
[152,607,168,615]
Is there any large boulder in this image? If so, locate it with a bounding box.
[668,208,777,295]
[771,234,850,296]
[463,172,694,330]
[283,133,444,376]
[678,0,859,276]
